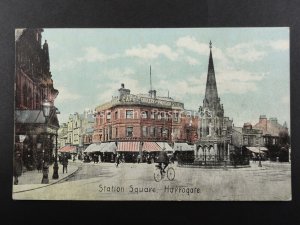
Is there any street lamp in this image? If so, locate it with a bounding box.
[258,133,262,167]
[41,99,52,184]
[52,108,60,179]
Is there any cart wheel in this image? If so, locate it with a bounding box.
[167,167,175,181]
[154,169,162,182]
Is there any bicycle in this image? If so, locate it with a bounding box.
[153,164,175,182]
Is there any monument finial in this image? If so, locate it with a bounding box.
[209,40,212,49]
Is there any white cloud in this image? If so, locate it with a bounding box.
[176,36,208,55]
[186,56,199,65]
[176,36,228,65]
[125,44,178,60]
[55,86,81,103]
[95,68,148,103]
[269,40,289,51]
[77,47,119,63]
[280,95,290,104]
[52,59,77,72]
[226,43,267,62]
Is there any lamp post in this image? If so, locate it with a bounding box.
[41,99,52,184]
[258,133,262,167]
[52,127,59,179]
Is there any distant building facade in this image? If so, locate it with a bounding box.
[254,115,289,146]
[59,109,95,153]
[254,115,289,161]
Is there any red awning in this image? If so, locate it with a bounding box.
[142,142,161,152]
[117,142,140,152]
[59,145,76,153]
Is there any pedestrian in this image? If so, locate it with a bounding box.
[137,154,141,164]
[13,151,23,185]
[63,155,68,173]
[115,153,120,167]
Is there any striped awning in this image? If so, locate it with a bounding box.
[142,142,161,152]
[117,142,140,152]
[59,145,76,153]
[156,142,173,151]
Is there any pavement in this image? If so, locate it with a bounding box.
[13,161,79,194]
[12,160,291,200]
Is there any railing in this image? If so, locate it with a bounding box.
[177,155,250,167]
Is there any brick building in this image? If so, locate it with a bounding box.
[92,83,199,149]
[15,28,59,170]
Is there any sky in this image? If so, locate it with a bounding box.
[42,28,290,128]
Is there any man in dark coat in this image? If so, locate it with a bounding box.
[13,151,23,185]
[62,155,68,173]
[156,148,169,173]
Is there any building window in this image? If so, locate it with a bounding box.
[173,113,179,122]
[142,126,148,137]
[115,128,118,138]
[126,110,134,119]
[141,111,148,119]
[150,126,155,137]
[107,111,111,122]
[243,136,248,145]
[150,112,155,119]
[126,127,133,137]
[115,111,118,120]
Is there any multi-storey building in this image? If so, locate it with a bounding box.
[231,123,264,158]
[253,115,289,161]
[57,123,68,149]
[59,110,95,154]
[15,28,59,170]
[254,115,289,146]
[93,83,198,144]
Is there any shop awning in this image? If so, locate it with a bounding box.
[246,147,268,153]
[59,145,77,153]
[142,142,161,152]
[156,142,173,151]
[101,142,117,153]
[173,143,195,151]
[117,142,140,152]
[84,143,102,153]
